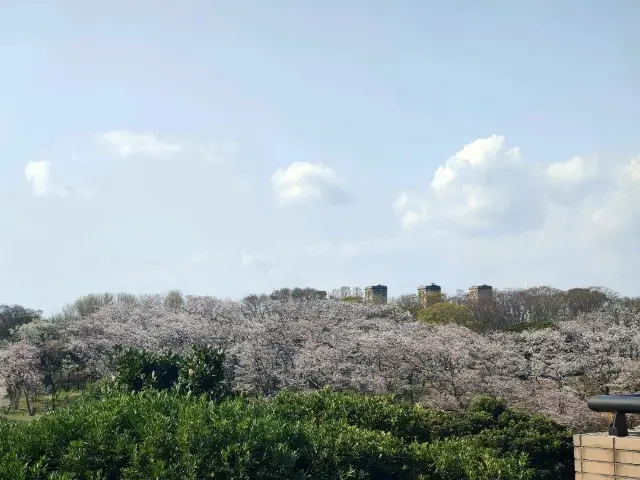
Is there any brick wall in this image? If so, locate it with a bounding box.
[574,432,640,479]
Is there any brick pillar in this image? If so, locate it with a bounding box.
[574,432,640,478]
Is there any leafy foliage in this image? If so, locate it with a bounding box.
[0,305,42,340]
[110,344,231,401]
[417,302,483,331]
[110,346,182,392]
[0,388,572,479]
[177,344,230,401]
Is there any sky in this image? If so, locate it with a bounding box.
[1,1,639,314]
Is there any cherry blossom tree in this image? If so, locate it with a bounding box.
[0,341,41,414]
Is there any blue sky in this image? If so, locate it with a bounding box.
[1,1,639,313]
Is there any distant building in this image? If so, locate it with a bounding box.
[364,285,388,304]
[469,284,493,304]
[417,283,442,308]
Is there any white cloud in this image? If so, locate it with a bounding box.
[271,161,348,206]
[394,135,640,253]
[545,156,597,183]
[96,131,239,165]
[395,135,541,234]
[392,192,409,213]
[627,158,640,180]
[24,161,71,198]
[617,158,640,187]
[97,131,183,158]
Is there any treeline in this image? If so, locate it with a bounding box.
[0,344,573,479]
[0,294,633,431]
[3,284,640,432]
[203,284,640,331]
[201,284,637,333]
[2,283,631,340]
[402,286,624,332]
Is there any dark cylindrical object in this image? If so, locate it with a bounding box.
[588,394,640,413]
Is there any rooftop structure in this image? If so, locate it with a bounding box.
[417,283,442,308]
[364,285,388,304]
[468,284,493,304]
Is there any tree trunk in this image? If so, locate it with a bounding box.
[23,385,35,416]
[50,379,58,410]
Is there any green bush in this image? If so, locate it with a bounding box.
[472,408,574,480]
[0,388,573,479]
[110,346,182,392]
[176,344,230,401]
[110,344,230,401]
[269,390,572,479]
[416,302,487,332]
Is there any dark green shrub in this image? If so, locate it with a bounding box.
[468,395,508,419]
[177,344,230,401]
[268,389,571,479]
[271,389,497,442]
[109,345,231,401]
[0,389,564,479]
[270,389,434,442]
[412,437,534,480]
[110,346,181,392]
[473,409,573,480]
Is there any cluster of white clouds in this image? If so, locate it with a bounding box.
[24,130,349,207]
[393,135,640,250]
[16,129,640,303]
[25,132,640,236]
[22,131,640,268]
